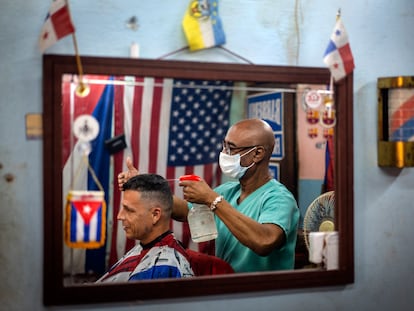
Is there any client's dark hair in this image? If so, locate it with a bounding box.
[123,174,173,214]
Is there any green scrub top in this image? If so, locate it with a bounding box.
[214,179,299,273]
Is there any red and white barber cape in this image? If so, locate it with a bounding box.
[38,0,75,52]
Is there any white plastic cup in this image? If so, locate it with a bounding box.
[324,231,339,270]
[308,232,326,264]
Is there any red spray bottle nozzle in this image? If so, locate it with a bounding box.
[179,174,202,181]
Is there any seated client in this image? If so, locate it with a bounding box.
[97,174,194,282]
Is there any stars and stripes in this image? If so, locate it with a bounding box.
[167,80,231,166]
[109,77,232,266]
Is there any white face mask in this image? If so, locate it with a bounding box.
[219,147,256,179]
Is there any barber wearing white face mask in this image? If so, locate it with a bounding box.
[118,118,299,273]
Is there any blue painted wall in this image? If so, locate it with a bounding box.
[1,1,414,310]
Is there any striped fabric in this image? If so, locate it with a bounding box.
[62,75,232,275]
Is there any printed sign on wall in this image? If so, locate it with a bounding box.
[247,92,284,160]
[268,162,280,181]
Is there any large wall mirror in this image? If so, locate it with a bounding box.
[43,54,354,306]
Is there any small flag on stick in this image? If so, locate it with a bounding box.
[38,0,75,52]
[323,16,355,82]
[38,0,89,96]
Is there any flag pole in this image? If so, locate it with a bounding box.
[66,0,89,97]
[71,33,89,96]
[328,8,342,100]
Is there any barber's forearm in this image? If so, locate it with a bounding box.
[172,196,189,222]
[214,201,282,256]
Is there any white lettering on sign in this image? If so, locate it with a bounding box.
[248,98,281,126]
[247,92,284,159]
[274,136,281,156]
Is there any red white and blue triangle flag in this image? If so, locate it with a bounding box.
[38,0,75,52]
[323,18,355,82]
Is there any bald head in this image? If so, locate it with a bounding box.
[227,119,275,159]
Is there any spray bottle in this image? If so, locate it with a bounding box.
[179,174,218,243]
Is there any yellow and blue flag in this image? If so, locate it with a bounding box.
[182,0,226,51]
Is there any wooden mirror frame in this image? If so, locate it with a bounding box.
[43,54,354,306]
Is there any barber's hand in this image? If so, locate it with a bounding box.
[117,157,139,191]
[179,178,216,205]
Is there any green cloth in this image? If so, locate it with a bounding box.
[214,179,299,273]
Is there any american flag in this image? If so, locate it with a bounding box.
[62,75,233,274]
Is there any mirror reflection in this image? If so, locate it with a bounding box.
[61,74,336,285]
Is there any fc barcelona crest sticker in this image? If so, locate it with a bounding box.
[306,109,319,124]
[308,127,319,139]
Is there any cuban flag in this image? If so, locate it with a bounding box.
[62,75,233,275]
[38,0,75,52]
[182,0,226,51]
[65,191,106,249]
[323,19,355,82]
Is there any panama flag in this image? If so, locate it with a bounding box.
[182,0,226,51]
[38,0,75,52]
[323,19,355,82]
